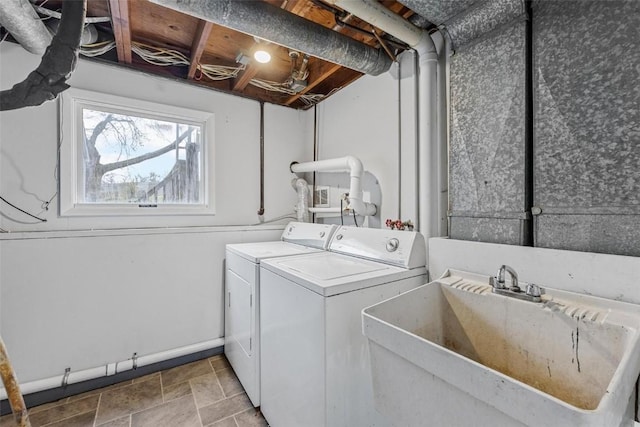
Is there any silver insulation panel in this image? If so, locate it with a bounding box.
[449,20,527,244]
[533,0,640,256]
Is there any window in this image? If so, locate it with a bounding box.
[60,88,215,216]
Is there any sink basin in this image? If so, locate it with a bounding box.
[362,269,640,426]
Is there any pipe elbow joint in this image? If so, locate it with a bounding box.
[415,32,438,61]
[345,156,363,177]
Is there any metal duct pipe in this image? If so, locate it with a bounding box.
[147,0,392,76]
[0,0,53,54]
[395,0,477,26]
[443,0,526,50]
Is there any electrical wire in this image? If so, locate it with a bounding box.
[352,209,358,227]
[131,42,190,67]
[79,40,331,106]
[80,40,116,57]
[340,198,344,225]
[0,196,47,222]
[34,5,112,23]
[199,63,244,81]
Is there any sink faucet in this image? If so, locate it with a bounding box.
[489,265,544,303]
[494,265,520,292]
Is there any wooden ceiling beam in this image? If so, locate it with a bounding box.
[233,63,261,91]
[188,20,214,79]
[108,0,132,64]
[284,60,342,106]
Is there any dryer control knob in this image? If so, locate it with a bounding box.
[319,231,325,238]
[386,238,399,252]
[336,234,343,240]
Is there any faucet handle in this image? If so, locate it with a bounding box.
[490,276,504,289]
[525,283,544,298]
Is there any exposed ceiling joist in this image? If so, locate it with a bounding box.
[188,20,214,79]
[27,0,416,109]
[108,0,132,64]
[233,64,261,92]
[285,60,342,106]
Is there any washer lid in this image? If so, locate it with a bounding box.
[261,252,427,296]
[227,241,320,263]
[284,254,387,280]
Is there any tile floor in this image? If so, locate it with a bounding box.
[0,355,268,427]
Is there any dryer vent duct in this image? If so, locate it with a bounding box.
[0,0,52,54]
[148,0,393,76]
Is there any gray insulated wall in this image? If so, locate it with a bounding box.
[449,20,528,245]
[533,1,640,256]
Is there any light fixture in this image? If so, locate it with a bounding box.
[253,49,271,64]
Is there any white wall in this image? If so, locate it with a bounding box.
[0,43,313,386]
[314,51,418,228]
[0,43,313,231]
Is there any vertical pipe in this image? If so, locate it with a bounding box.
[311,105,318,223]
[523,1,533,246]
[257,102,265,216]
[397,60,403,219]
[416,36,439,264]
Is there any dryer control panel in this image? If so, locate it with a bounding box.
[281,222,338,249]
[328,226,426,269]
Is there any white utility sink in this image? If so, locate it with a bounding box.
[362,269,640,426]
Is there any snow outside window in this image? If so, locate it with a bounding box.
[59,88,215,216]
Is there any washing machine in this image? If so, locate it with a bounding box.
[225,222,337,407]
[259,226,427,427]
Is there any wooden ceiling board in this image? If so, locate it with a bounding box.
[204,24,256,64]
[128,0,199,51]
[32,0,415,108]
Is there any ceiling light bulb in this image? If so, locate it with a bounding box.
[254,50,271,64]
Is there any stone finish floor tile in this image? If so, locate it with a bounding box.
[199,393,252,426]
[94,376,163,425]
[6,355,269,427]
[27,398,69,414]
[209,416,238,427]
[68,381,133,403]
[132,372,160,384]
[97,415,131,427]
[190,373,225,408]
[131,395,200,427]
[41,410,96,427]
[28,395,99,427]
[208,355,231,373]
[234,409,268,427]
[216,368,244,398]
[162,380,193,403]
[161,360,213,388]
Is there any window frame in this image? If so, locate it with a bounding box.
[59,88,215,217]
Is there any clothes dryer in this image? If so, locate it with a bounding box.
[259,226,427,427]
[225,222,336,407]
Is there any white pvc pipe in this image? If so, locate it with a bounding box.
[291,156,377,216]
[416,36,439,263]
[0,338,223,400]
[324,1,440,262]
[327,0,424,47]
